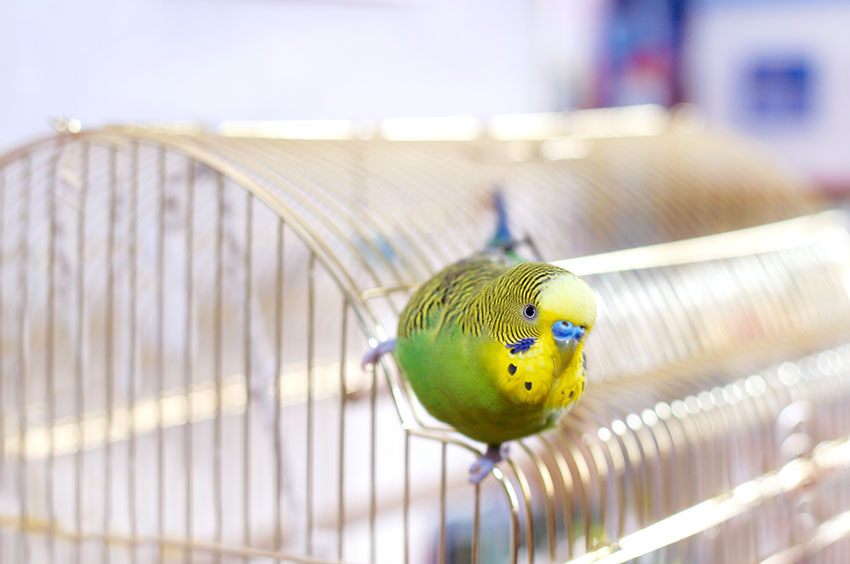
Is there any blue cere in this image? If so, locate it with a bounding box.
[552,320,586,342]
[506,337,536,355]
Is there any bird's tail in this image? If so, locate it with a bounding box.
[485,188,541,261]
[488,188,513,250]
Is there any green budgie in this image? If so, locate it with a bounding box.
[365,192,596,482]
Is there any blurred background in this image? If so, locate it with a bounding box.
[2,0,849,195]
[4,2,850,564]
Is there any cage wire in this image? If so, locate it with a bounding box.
[0,107,848,564]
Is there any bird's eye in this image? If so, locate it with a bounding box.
[523,304,537,320]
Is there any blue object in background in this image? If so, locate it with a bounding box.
[594,0,687,108]
[744,57,815,121]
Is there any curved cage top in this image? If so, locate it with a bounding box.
[0,109,841,564]
[0,107,823,334]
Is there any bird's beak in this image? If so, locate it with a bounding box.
[552,320,585,360]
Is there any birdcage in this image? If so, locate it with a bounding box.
[0,106,848,564]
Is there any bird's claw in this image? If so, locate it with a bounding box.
[468,444,509,483]
[361,339,397,369]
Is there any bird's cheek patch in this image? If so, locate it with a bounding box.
[506,338,535,355]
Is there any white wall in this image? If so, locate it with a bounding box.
[686,1,850,185]
[0,0,604,153]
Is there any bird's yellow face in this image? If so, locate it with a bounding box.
[481,264,596,407]
[536,273,596,380]
[484,264,596,344]
[537,274,597,346]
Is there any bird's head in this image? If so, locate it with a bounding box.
[483,263,596,365]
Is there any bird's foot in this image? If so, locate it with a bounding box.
[468,444,509,483]
[361,339,397,368]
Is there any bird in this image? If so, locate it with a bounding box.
[364,192,596,482]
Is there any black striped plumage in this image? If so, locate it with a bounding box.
[398,256,569,346]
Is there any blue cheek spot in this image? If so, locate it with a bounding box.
[506,338,535,355]
[553,321,585,342]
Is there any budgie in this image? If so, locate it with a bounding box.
[365,192,596,482]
